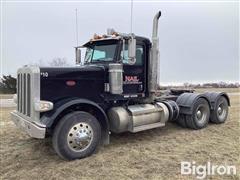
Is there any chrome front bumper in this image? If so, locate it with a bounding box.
[11,110,46,138]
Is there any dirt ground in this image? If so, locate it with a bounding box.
[0,88,239,180]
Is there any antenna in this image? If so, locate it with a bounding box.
[130,0,133,33]
[75,8,79,46]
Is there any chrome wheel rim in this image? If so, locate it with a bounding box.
[195,105,208,124]
[67,122,93,152]
[217,102,227,120]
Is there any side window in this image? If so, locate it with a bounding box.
[135,45,144,66]
[121,44,144,66]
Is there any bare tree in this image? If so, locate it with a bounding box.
[183,82,190,88]
[49,57,69,67]
[28,59,46,66]
[29,58,69,67]
[0,75,16,94]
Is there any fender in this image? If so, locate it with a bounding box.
[176,93,211,115]
[41,97,109,144]
[203,92,230,109]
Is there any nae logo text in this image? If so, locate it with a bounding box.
[124,76,142,85]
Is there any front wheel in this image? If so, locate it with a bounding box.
[52,111,101,160]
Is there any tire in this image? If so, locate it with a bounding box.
[186,98,210,129]
[52,111,101,160]
[177,98,210,129]
[210,96,229,124]
[177,114,187,128]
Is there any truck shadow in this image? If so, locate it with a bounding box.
[29,122,183,161]
[29,121,219,161]
[109,122,184,145]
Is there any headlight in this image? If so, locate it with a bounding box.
[35,100,53,112]
[13,94,17,104]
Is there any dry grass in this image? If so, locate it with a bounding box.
[0,89,239,180]
[0,94,13,100]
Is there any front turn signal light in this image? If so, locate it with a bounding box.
[35,100,54,112]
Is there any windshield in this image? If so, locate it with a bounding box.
[84,42,117,63]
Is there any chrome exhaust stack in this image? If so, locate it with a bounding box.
[149,11,161,100]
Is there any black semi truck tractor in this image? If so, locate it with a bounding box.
[11,11,230,160]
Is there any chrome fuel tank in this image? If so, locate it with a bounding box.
[108,103,169,133]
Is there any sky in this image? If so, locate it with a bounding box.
[1,1,239,84]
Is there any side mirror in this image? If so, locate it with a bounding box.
[128,38,136,58]
[75,48,81,65]
[128,38,136,65]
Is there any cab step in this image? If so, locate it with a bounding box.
[131,122,165,133]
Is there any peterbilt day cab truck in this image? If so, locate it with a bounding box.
[11,11,230,160]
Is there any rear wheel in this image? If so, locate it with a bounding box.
[52,111,101,160]
[177,114,187,128]
[210,96,229,124]
[177,98,210,129]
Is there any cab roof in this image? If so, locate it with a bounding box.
[79,33,151,48]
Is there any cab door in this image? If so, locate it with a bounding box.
[122,42,146,95]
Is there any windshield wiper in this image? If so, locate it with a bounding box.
[93,58,112,62]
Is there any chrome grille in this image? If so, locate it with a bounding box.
[17,72,31,117]
[16,66,40,123]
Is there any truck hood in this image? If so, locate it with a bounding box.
[40,65,106,80]
[39,64,107,103]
